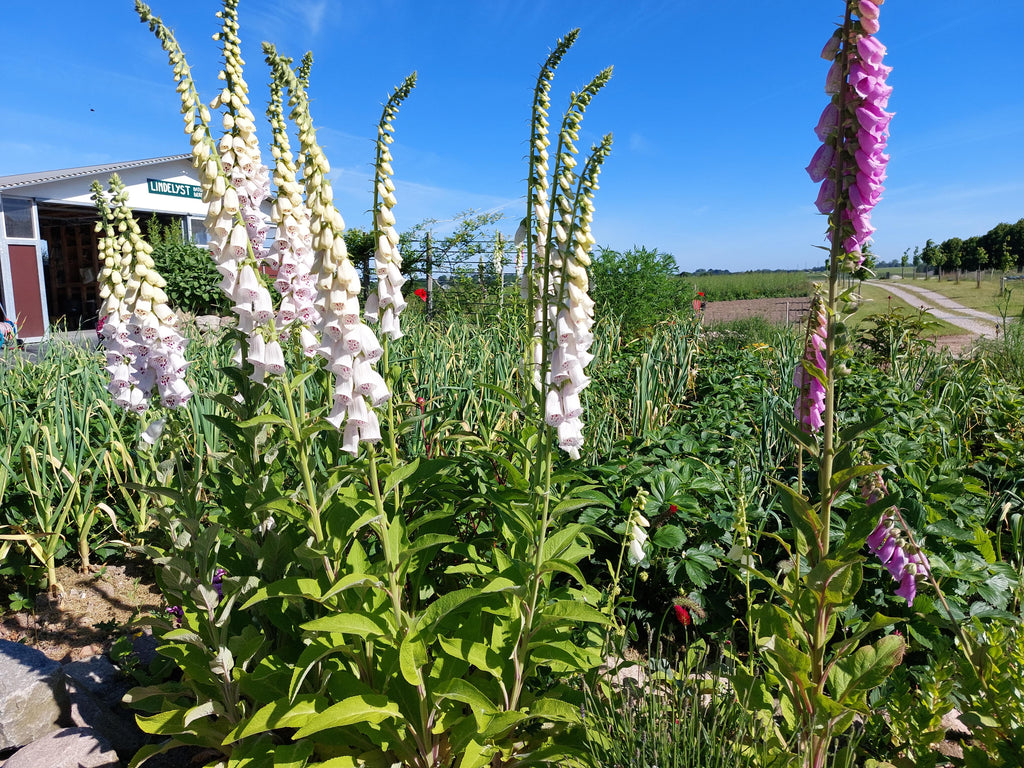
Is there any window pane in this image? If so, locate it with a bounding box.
[189,217,208,246]
[2,197,34,238]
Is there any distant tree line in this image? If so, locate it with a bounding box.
[911,218,1024,278]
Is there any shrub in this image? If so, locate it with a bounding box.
[146,216,228,316]
[590,245,689,336]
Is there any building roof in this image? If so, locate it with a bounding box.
[0,155,192,191]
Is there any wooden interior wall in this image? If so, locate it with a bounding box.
[38,210,101,329]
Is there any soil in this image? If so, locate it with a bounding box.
[701,295,979,356]
[0,559,163,662]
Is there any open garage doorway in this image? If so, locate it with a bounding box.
[36,203,183,330]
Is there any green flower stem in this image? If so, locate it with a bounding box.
[510,433,555,711]
[817,3,854,564]
[280,372,335,581]
[365,447,435,765]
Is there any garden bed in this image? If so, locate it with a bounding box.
[0,559,161,662]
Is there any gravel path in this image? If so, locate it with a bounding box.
[866,280,1001,338]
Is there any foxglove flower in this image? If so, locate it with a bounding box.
[807,1,893,268]
[365,74,416,340]
[793,293,827,433]
[266,57,319,346]
[627,511,650,566]
[139,2,282,383]
[266,45,391,453]
[525,36,612,458]
[866,509,929,607]
[93,176,192,412]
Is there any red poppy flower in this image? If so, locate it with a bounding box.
[415,288,427,301]
[673,605,692,626]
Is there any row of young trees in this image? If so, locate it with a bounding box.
[911,218,1024,277]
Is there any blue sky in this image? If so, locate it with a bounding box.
[2,1,1022,272]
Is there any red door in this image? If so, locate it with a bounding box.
[8,244,46,338]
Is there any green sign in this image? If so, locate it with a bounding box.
[147,178,203,200]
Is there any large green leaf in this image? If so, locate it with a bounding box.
[831,634,906,708]
[292,694,401,738]
[225,695,323,743]
[434,678,499,718]
[301,611,390,638]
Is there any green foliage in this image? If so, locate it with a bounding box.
[147,216,229,316]
[687,271,819,302]
[580,641,769,768]
[856,304,939,364]
[590,245,686,336]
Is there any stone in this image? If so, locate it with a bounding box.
[1,727,121,768]
[64,676,146,758]
[941,708,973,738]
[0,640,70,750]
[65,656,130,708]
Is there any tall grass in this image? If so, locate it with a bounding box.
[581,644,769,768]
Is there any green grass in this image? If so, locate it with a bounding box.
[849,282,963,337]
[682,271,824,302]
[877,272,1024,320]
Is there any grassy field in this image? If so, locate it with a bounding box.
[878,272,1024,319]
[682,270,825,301]
[851,281,963,336]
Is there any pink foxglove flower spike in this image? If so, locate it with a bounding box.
[794,292,827,433]
[807,0,893,269]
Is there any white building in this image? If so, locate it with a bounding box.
[0,155,206,341]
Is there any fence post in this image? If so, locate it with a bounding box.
[425,232,434,321]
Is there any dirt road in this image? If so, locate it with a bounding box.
[866,281,1000,338]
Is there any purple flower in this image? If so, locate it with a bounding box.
[865,509,929,607]
[212,568,227,600]
[894,570,917,604]
[794,295,828,433]
[807,2,893,268]
[166,605,184,627]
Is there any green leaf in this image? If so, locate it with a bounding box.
[301,611,390,638]
[382,457,420,500]
[532,600,612,631]
[832,634,906,707]
[776,417,820,457]
[225,696,323,743]
[807,559,863,607]
[292,694,401,738]
[540,557,588,587]
[437,635,505,679]
[527,695,582,723]
[652,524,687,549]
[236,414,290,430]
[434,678,499,717]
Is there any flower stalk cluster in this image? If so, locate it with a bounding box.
[366,74,416,340]
[867,510,929,606]
[266,45,391,453]
[266,54,319,353]
[93,176,191,412]
[794,292,828,433]
[626,491,650,566]
[807,0,893,268]
[137,1,282,382]
[860,470,930,606]
[520,31,612,458]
